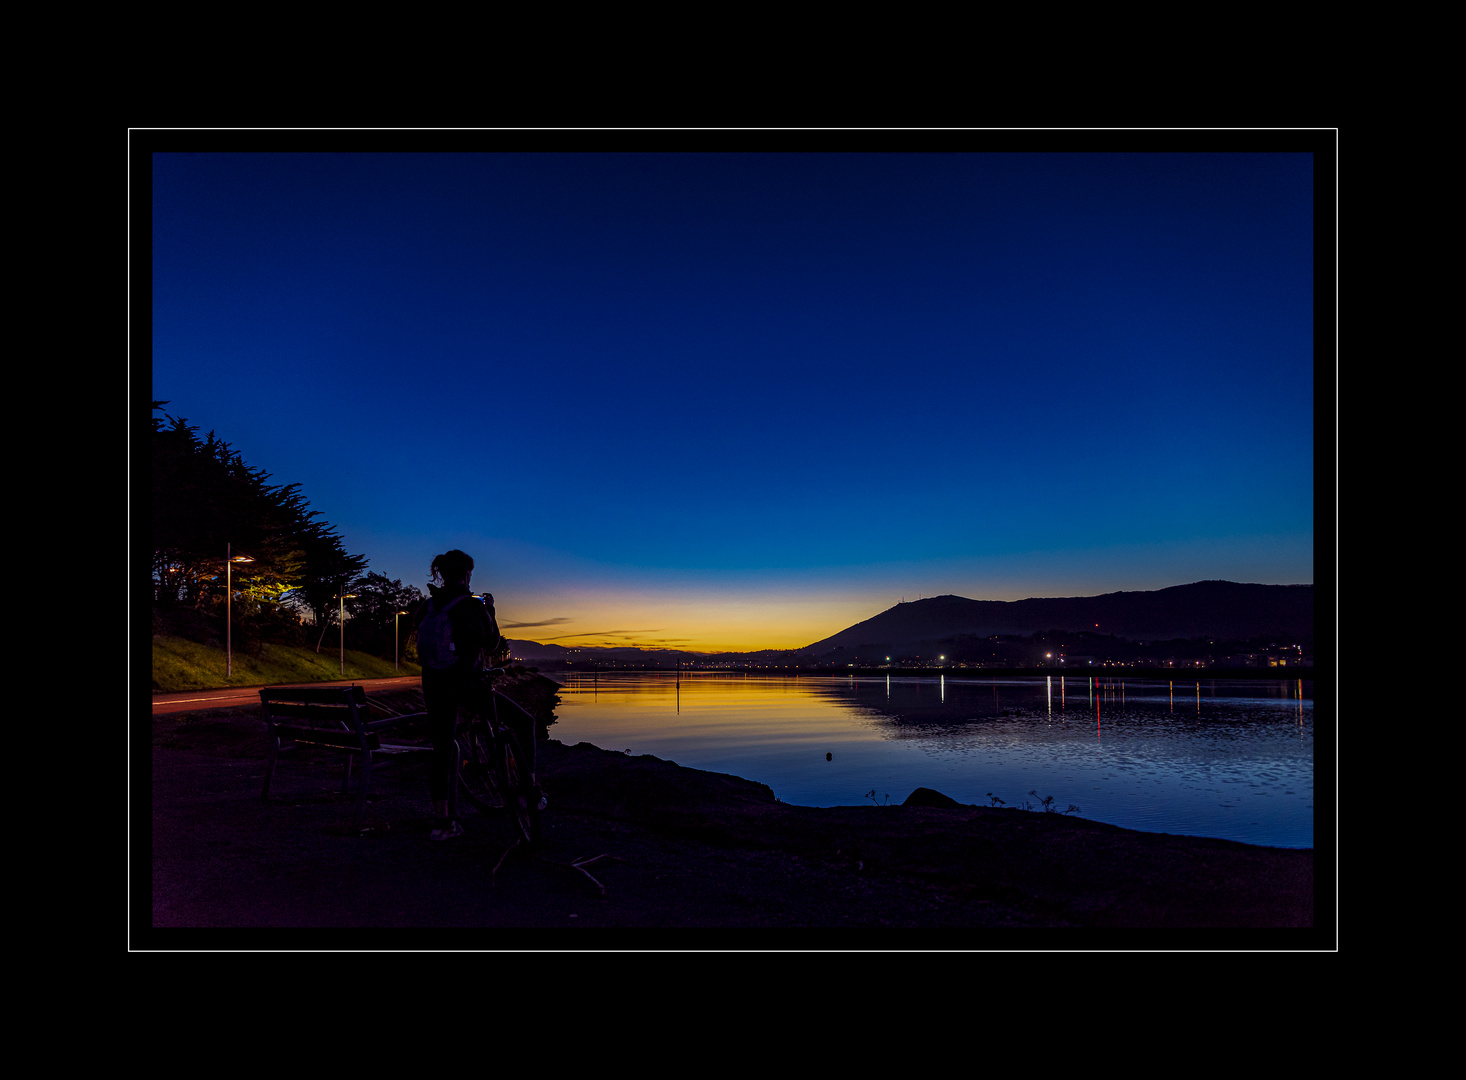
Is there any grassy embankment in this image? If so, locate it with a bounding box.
[152,635,420,693]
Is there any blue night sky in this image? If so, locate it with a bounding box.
[149,150,1317,652]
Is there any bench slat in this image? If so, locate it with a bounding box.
[263,701,355,723]
[273,725,381,752]
[364,711,429,731]
[261,686,368,706]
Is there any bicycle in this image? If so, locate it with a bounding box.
[455,667,543,847]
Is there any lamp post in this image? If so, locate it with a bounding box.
[394,610,410,672]
[338,590,358,676]
[226,544,254,679]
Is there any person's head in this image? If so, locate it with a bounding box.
[430,549,474,587]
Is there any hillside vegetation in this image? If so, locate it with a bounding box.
[152,634,420,693]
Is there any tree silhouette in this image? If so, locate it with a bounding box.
[337,572,425,659]
[152,402,367,641]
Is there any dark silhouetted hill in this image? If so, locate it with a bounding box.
[798,581,1312,662]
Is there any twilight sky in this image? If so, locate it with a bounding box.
[149,150,1317,652]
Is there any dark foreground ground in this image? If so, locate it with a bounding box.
[141,692,1326,949]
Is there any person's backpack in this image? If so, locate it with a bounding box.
[417,595,471,670]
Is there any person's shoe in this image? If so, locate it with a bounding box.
[431,819,463,841]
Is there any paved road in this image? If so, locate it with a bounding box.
[151,676,423,715]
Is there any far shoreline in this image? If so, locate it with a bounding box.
[532,663,1315,682]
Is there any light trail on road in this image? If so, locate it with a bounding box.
[150,676,423,715]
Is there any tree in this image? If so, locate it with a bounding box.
[284,520,370,649]
[338,572,426,660]
[153,402,367,641]
[153,405,246,607]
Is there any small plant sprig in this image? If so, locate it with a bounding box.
[1029,789,1081,815]
[985,790,1081,814]
[864,789,891,806]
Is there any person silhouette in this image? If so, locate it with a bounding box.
[414,549,499,841]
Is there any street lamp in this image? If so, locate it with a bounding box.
[226,544,254,678]
[394,610,410,672]
[337,590,358,676]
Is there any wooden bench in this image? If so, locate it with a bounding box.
[260,685,440,824]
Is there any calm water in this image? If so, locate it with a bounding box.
[547,672,1315,849]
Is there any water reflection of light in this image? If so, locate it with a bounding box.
[548,673,1313,847]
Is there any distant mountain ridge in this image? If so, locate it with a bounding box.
[798,581,1312,662]
[508,581,1313,666]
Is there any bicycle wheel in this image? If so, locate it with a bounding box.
[456,717,503,814]
[500,730,539,846]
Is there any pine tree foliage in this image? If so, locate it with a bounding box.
[152,402,367,627]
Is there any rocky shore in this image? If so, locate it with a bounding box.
[142,680,1322,948]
